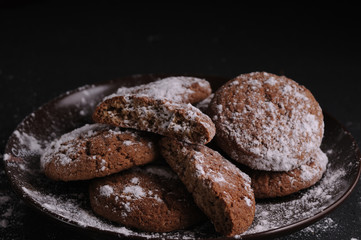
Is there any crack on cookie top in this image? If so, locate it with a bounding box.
[40,124,141,169]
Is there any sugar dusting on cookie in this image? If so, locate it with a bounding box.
[192,150,252,192]
[241,148,346,235]
[118,175,163,205]
[104,76,211,103]
[39,123,158,181]
[211,72,324,171]
[99,185,114,197]
[299,149,328,182]
[39,124,107,168]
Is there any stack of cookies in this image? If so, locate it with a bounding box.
[40,73,328,237]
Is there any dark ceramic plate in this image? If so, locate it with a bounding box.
[4,74,361,239]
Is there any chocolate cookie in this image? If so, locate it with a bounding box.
[41,124,158,181]
[244,148,328,198]
[93,95,215,144]
[209,72,324,171]
[89,165,205,232]
[104,76,212,104]
[159,137,255,237]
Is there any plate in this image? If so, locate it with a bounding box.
[4,74,361,239]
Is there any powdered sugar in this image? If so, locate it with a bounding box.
[299,149,328,181]
[119,177,163,204]
[104,76,210,103]
[3,154,11,161]
[191,147,253,200]
[144,166,178,179]
[287,217,338,239]
[122,140,134,146]
[195,93,214,113]
[0,189,24,232]
[244,197,252,207]
[13,131,43,155]
[302,217,337,234]
[9,129,47,159]
[130,177,139,184]
[123,185,146,200]
[99,185,114,197]
[264,76,277,86]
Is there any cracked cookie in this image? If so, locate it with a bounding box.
[209,72,324,171]
[159,137,255,237]
[93,95,215,144]
[40,123,158,181]
[243,148,328,198]
[89,165,205,232]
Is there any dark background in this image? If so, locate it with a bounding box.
[1,2,360,239]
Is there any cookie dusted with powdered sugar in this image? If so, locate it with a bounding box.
[159,137,255,237]
[89,165,205,232]
[105,76,212,104]
[209,72,324,171]
[41,124,158,181]
[243,148,328,198]
[93,96,215,144]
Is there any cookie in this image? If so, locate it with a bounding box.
[41,124,158,181]
[243,148,328,198]
[159,137,255,237]
[209,72,324,171]
[104,76,212,104]
[93,95,216,144]
[89,165,205,232]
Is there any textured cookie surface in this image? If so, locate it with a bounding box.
[209,72,324,171]
[105,76,212,104]
[244,148,328,198]
[159,137,255,237]
[89,165,205,232]
[41,124,158,181]
[93,95,215,144]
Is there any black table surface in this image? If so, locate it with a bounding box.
[1,3,360,240]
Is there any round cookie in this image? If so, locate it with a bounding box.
[89,165,205,232]
[244,148,328,198]
[41,124,158,181]
[159,137,255,237]
[209,72,324,171]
